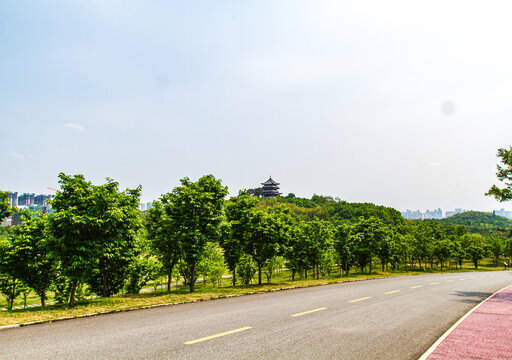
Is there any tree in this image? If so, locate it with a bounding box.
[146,199,181,291]
[463,233,486,269]
[197,242,226,287]
[303,219,334,279]
[0,191,13,222]
[487,235,504,267]
[334,224,353,276]
[223,192,259,286]
[242,206,291,285]
[352,217,387,273]
[283,222,310,280]
[85,180,142,297]
[8,212,56,307]
[486,146,512,202]
[49,173,142,306]
[433,239,453,271]
[126,256,162,294]
[165,175,228,292]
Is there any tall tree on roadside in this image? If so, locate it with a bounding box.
[8,212,56,307]
[85,179,142,297]
[334,224,353,276]
[242,206,291,285]
[0,191,13,222]
[146,199,181,291]
[486,146,512,202]
[166,175,228,292]
[223,192,259,286]
[352,217,387,273]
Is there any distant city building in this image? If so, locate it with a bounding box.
[34,194,53,206]
[493,208,512,220]
[260,177,281,198]
[401,209,422,220]
[140,203,146,211]
[146,202,152,210]
[445,208,467,218]
[8,192,17,208]
[18,193,35,206]
[425,208,443,219]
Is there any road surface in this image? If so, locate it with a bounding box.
[1,271,511,359]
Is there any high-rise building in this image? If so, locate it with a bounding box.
[34,194,53,206]
[18,193,35,206]
[8,192,18,208]
[140,203,146,211]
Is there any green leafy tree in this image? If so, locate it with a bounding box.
[0,191,13,222]
[303,219,334,279]
[8,212,56,307]
[283,222,310,280]
[197,242,226,287]
[126,256,162,294]
[486,146,512,201]
[165,175,228,292]
[85,179,142,297]
[223,192,259,286]
[463,233,486,269]
[236,254,257,285]
[145,199,181,291]
[433,238,453,271]
[49,173,142,306]
[352,217,387,273]
[334,224,354,276]
[486,235,504,266]
[242,207,291,285]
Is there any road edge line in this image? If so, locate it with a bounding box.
[417,283,512,360]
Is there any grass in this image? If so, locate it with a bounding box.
[0,260,507,327]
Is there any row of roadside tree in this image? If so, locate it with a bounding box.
[1,173,512,310]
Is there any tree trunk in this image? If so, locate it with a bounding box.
[69,280,79,308]
[232,266,236,287]
[292,269,295,280]
[167,262,175,292]
[9,279,16,311]
[41,286,46,308]
[304,269,307,278]
[258,264,262,285]
[189,264,196,292]
[316,264,320,279]
[369,258,372,273]
[102,271,108,297]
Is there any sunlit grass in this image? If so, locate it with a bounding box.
[0,260,506,326]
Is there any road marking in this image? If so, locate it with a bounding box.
[459,278,466,280]
[430,282,440,285]
[410,285,423,289]
[184,327,252,345]
[446,280,454,283]
[349,297,371,303]
[291,307,327,317]
[385,290,400,295]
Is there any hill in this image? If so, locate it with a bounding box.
[438,211,512,235]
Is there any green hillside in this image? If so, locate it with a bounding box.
[438,211,512,235]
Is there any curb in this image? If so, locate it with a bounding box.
[417,283,512,360]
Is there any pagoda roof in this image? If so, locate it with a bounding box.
[261,177,279,186]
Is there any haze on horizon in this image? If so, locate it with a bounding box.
[2,1,512,213]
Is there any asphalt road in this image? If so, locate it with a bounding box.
[1,271,511,360]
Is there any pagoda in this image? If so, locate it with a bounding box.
[261,177,281,198]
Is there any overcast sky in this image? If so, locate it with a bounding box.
[2,1,512,212]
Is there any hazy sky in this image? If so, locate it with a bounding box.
[2,1,512,212]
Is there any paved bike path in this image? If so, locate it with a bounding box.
[425,285,512,359]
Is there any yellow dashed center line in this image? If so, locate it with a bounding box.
[291,307,327,317]
[184,327,252,345]
[385,290,400,295]
[349,297,371,303]
[410,285,423,289]
[446,280,454,283]
[430,282,440,285]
